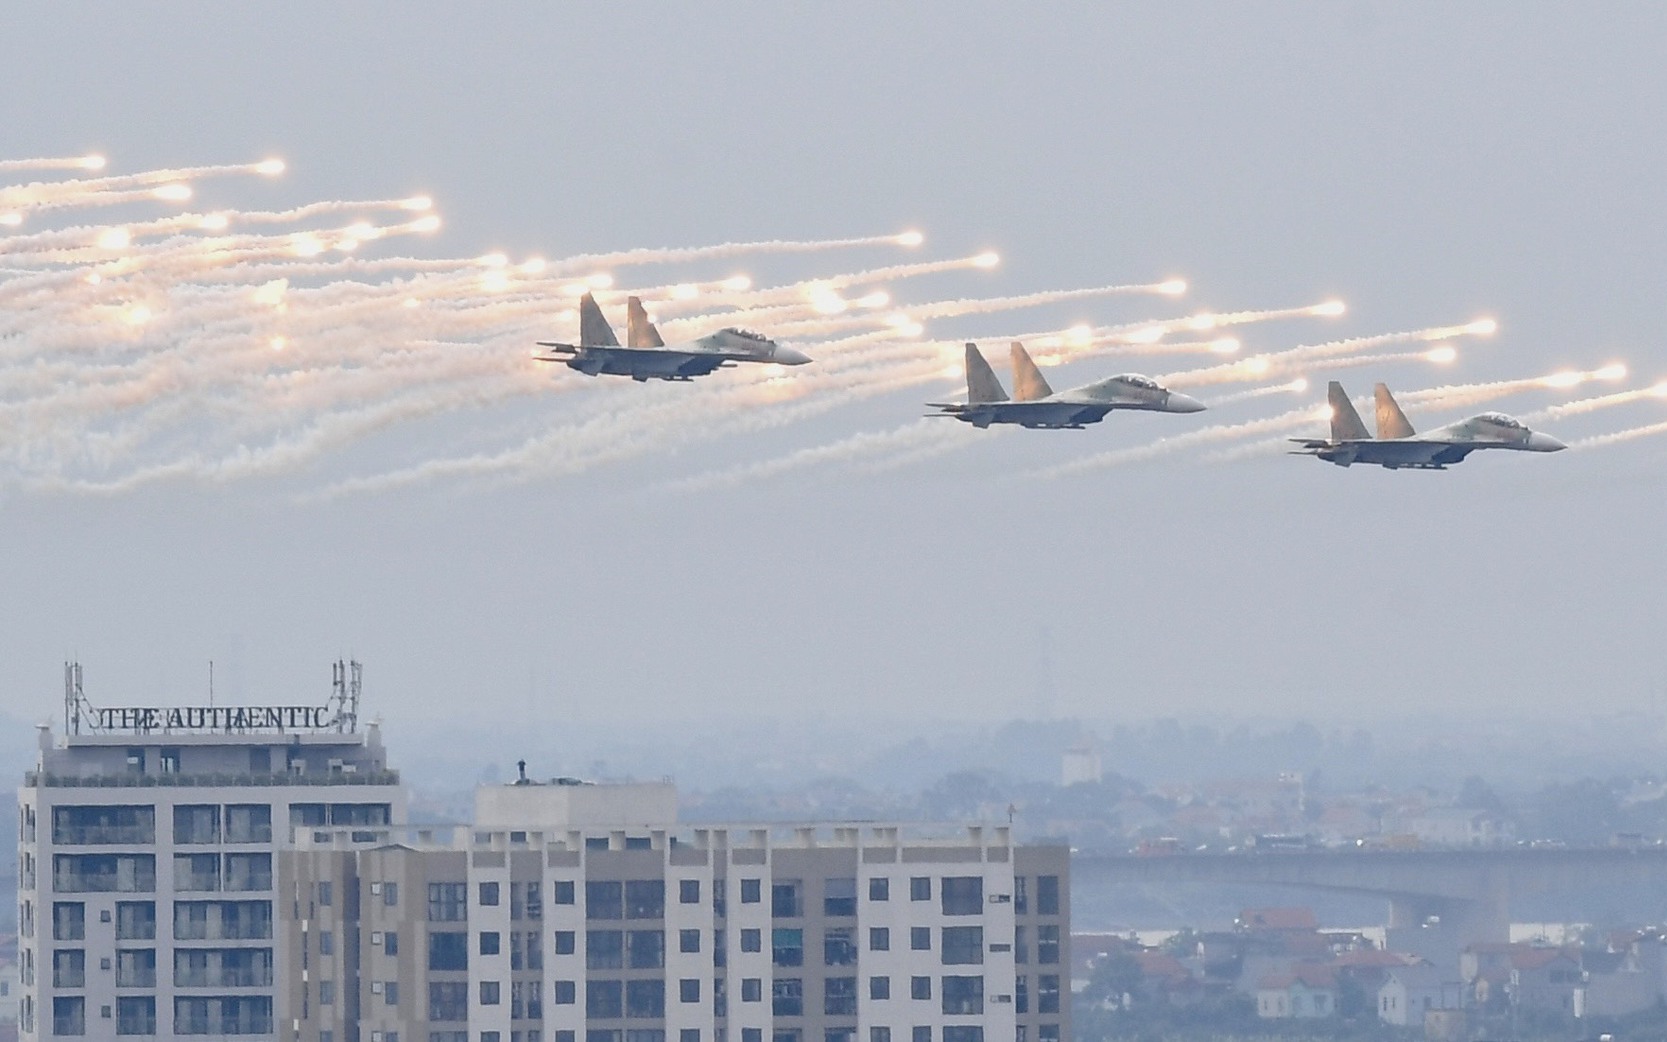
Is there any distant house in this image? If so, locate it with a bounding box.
[1256,964,1338,1019]
[1464,944,1583,1014]
[1378,964,1466,1027]
[1399,807,1514,848]
[1575,937,1665,1018]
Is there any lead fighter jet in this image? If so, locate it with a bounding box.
[927,342,1206,429]
[1289,381,1566,469]
[535,293,811,381]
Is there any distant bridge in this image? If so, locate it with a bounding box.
[1073,847,1667,960]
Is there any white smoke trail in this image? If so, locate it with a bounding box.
[1572,419,1667,449]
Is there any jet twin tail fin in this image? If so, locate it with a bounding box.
[1373,383,1416,439]
[1327,381,1371,441]
[579,292,620,347]
[964,343,1009,403]
[626,296,666,348]
[1009,341,1054,401]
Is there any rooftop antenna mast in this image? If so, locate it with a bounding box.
[328,659,362,732]
[63,660,93,735]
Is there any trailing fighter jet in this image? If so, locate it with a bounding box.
[535,293,811,381]
[926,342,1206,429]
[1289,381,1566,469]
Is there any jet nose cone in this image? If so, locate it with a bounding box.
[1167,391,1207,413]
[773,344,813,366]
[1526,431,1567,452]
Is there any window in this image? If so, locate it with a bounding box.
[429,883,468,922]
[384,882,399,907]
[1015,978,1028,1014]
[385,982,399,1006]
[681,1032,699,1042]
[625,881,664,919]
[554,881,576,905]
[512,881,543,921]
[679,880,700,904]
[912,1028,931,1042]
[871,1030,891,1042]
[743,1032,762,1042]
[320,930,334,955]
[481,882,501,906]
[910,977,931,1000]
[513,930,544,970]
[680,979,700,1003]
[429,931,468,971]
[481,932,501,956]
[909,877,930,901]
[870,976,890,1000]
[868,878,889,902]
[52,902,84,941]
[824,878,856,917]
[910,927,930,951]
[627,930,665,969]
[1036,926,1058,965]
[555,931,576,955]
[824,977,857,1016]
[1037,1027,1058,1042]
[772,928,803,967]
[824,928,856,966]
[588,980,623,1019]
[942,977,983,1016]
[771,881,801,918]
[385,931,399,955]
[53,805,155,845]
[174,806,220,845]
[53,996,85,1037]
[554,980,577,1004]
[116,995,155,1036]
[1036,877,1059,916]
[224,853,272,891]
[481,981,501,1006]
[1014,927,1028,965]
[586,882,623,920]
[1037,976,1059,1015]
[318,881,334,907]
[942,927,983,966]
[740,978,762,1003]
[53,949,85,988]
[225,805,272,843]
[173,854,218,892]
[940,877,981,916]
[587,931,624,970]
[1013,878,1027,915]
[740,928,762,953]
[869,927,890,952]
[680,929,701,954]
[115,949,155,988]
[740,879,761,904]
[943,1030,983,1042]
[771,979,802,1017]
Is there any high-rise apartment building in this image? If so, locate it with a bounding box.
[19,671,1069,1042]
[19,665,404,1040]
[279,781,1068,1042]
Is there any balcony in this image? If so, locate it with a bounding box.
[53,826,156,845]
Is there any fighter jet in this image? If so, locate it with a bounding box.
[926,341,1206,429]
[1289,381,1567,469]
[535,293,811,381]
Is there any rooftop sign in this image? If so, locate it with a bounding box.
[92,705,333,732]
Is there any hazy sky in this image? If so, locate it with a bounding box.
[3,4,1666,732]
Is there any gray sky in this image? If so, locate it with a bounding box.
[2,3,1665,730]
